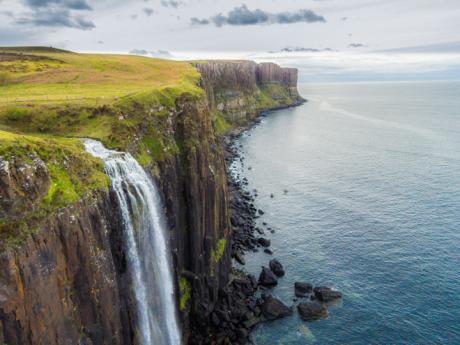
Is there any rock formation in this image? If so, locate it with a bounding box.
[0,60,303,345]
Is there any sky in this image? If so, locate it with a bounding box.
[1,0,460,81]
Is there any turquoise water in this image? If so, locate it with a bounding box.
[233,81,460,344]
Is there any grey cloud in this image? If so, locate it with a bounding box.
[190,17,209,25]
[17,0,94,30]
[17,8,95,30]
[274,46,336,53]
[23,0,92,10]
[191,5,325,27]
[349,43,367,48]
[143,8,154,16]
[161,0,183,9]
[131,14,138,20]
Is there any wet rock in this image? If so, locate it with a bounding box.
[233,251,246,265]
[258,266,278,287]
[263,248,273,255]
[297,301,328,321]
[313,287,342,303]
[295,282,313,297]
[257,238,271,247]
[261,296,293,320]
[269,259,285,277]
[258,209,264,215]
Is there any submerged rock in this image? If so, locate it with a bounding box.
[261,296,293,320]
[294,282,313,297]
[313,287,342,303]
[297,301,328,321]
[269,259,285,277]
[257,238,271,247]
[258,266,278,287]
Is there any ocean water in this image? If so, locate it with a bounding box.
[232,81,460,345]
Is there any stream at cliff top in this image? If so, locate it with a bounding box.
[232,81,460,344]
[84,140,181,345]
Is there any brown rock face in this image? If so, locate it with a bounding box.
[0,192,134,345]
[0,155,50,219]
[196,61,303,127]
[255,62,298,88]
[155,95,232,343]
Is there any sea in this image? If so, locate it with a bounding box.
[231,80,460,345]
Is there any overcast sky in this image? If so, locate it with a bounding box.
[1,0,460,81]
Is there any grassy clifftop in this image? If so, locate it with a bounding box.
[0,47,201,105]
[0,48,204,242]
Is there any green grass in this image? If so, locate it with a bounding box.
[213,112,232,135]
[211,238,227,264]
[179,277,192,311]
[0,47,201,106]
[0,130,110,246]
[0,130,110,208]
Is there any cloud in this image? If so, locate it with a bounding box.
[349,43,367,48]
[272,46,336,53]
[191,5,325,27]
[161,0,183,9]
[23,0,92,10]
[17,0,94,30]
[17,8,95,30]
[190,17,209,25]
[143,8,154,16]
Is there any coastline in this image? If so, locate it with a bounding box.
[197,99,307,344]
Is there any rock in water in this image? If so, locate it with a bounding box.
[297,302,328,321]
[295,282,313,297]
[269,259,285,277]
[258,266,278,287]
[313,287,342,303]
[257,237,271,247]
[261,296,293,320]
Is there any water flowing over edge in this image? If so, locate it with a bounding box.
[84,139,181,345]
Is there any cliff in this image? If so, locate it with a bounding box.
[196,61,303,128]
[0,50,303,345]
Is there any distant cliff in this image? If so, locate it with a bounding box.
[0,57,303,345]
[196,61,303,127]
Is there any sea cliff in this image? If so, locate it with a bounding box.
[0,48,303,345]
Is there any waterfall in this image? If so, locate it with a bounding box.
[84,139,181,345]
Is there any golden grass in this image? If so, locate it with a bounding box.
[0,47,201,106]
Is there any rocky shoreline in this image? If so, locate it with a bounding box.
[195,103,343,344]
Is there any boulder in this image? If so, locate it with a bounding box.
[258,267,278,287]
[269,259,285,277]
[294,282,313,297]
[297,301,328,321]
[313,287,342,303]
[261,296,293,320]
[257,238,271,247]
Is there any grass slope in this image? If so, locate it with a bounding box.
[0,48,203,241]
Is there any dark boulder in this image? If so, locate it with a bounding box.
[294,282,313,297]
[261,296,293,320]
[297,301,328,321]
[258,266,278,287]
[257,237,271,247]
[269,259,285,277]
[313,287,342,303]
[264,248,273,255]
[233,251,246,265]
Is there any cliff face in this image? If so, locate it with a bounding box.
[0,61,302,345]
[196,61,303,127]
